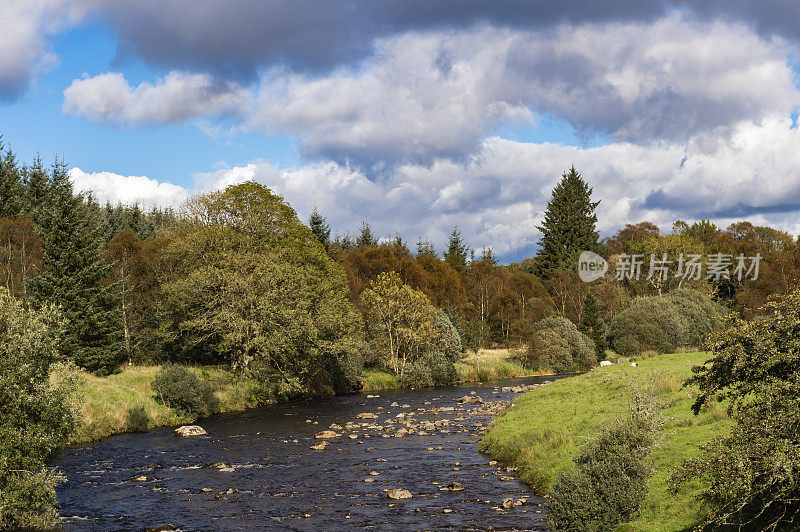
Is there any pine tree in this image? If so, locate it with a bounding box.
[0,140,23,218]
[416,237,437,257]
[356,220,378,248]
[535,166,600,278]
[443,226,469,272]
[29,161,122,374]
[580,292,607,358]
[23,155,51,222]
[308,206,331,249]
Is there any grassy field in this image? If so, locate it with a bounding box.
[55,365,259,443]
[479,351,732,531]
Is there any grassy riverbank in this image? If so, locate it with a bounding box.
[56,365,260,443]
[63,347,539,442]
[480,351,732,531]
[360,347,540,391]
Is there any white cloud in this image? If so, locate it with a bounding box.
[0,0,87,98]
[69,167,189,208]
[62,71,248,125]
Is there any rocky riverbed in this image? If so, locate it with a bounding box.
[55,376,555,531]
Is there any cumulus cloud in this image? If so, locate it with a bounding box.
[251,17,798,164]
[62,71,247,125]
[69,167,189,208]
[0,0,86,99]
[182,116,800,258]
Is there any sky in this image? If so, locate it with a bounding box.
[2,1,800,262]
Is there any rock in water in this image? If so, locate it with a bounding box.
[357,412,378,419]
[502,497,515,509]
[386,489,412,500]
[445,482,465,491]
[174,425,206,437]
[457,395,484,404]
[310,441,329,450]
[315,430,340,439]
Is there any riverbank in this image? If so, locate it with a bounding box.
[62,347,534,443]
[479,351,732,531]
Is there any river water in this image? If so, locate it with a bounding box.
[55,376,556,531]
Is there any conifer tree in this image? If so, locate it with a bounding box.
[580,292,607,357]
[29,161,122,374]
[23,155,51,222]
[356,220,378,248]
[443,226,469,272]
[308,206,331,249]
[416,237,437,257]
[0,140,23,218]
[535,166,600,278]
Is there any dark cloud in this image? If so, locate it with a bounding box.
[95,0,667,79]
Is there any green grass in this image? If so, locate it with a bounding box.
[479,351,733,531]
[456,347,547,382]
[361,369,401,391]
[55,365,260,443]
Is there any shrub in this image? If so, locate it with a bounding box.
[609,289,725,357]
[126,405,150,432]
[151,364,218,419]
[434,309,463,362]
[524,316,596,373]
[0,289,79,529]
[670,289,800,529]
[401,351,457,388]
[548,417,654,532]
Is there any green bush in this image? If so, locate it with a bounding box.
[126,404,150,432]
[434,309,463,362]
[401,350,457,388]
[0,289,79,529]
[548,417,655,531]
[524,316,596,373]
[151,364,218,419]
[670,289,800,529]
[665,288,726,347]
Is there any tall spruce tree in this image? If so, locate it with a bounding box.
[0,141,23,218]
[356,220,378,248]
[29,161,122,374]
[23,155,51,222]
[580,292,607,357]
[308,206,331,250]
[443,226,469,272]
[535,166,599,278]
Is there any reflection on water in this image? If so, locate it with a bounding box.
[55,376,556,531]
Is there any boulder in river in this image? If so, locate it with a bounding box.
[315,430,340,439]
[357,412,378,419]
[502,497,515,509]
[174,425,206,437]
[386,489,412,500]
[457,395,484,404]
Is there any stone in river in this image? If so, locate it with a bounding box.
[386,489,413,500]
[315,430,340,439]
[131,475,150,482]
[357,412,378,419]
[502,497,515,509]
[310,441,329,450]
[174,425,206,437]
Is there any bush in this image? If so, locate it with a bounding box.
[151,364,218,419]
[401,350,458,388]
[548,417,654,532]
[0,289,79,529]
[434,309,463,362]
[524,316,596,373]
[126,405,150,432]
[609,289,724,357]
[670,289,800,529]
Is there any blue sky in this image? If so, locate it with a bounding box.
[3,1,800,259]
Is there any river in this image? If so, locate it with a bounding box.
[55,376,556,531]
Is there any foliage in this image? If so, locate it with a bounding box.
[580,292,607,357]
[361,271,440,377]
[443,226,469,272]
[151,364,218,419]
[671,289,800,529]
[524,316,596,373]
[308,206,331,250]
[155,182,364,395]
[548,417,655,531]
[0,288,79,529]
[609,289,724,357]
[29,162,123,374]
[126,404,151,432]
[535,166,600,278]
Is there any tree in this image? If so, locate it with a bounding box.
[361,271,440,377]
[535,166,600,278]
[308,206,331,250]
[416,237,437,257]
[356,220,378,248]
[0,217,41,297]
[29,162,122,374]
[156,182,364,395]
[443,226,469,272]
[0,141,23,219]
[0,288,78,529]
[580,292,607,357]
